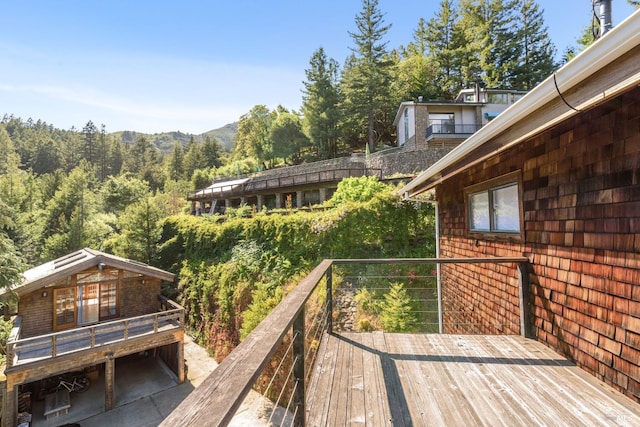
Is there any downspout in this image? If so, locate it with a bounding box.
[403,191,442,332]
[435,200,443,334]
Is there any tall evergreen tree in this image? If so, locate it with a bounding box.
[302,47,342,159]
[183,137,204,179]
[83,120,98,164]
[405,17,429,56]
[425,0,467,98]
[458,0,520,88]
[98,124,108,181]
[106,136,123,177]
[511,0,556,90]
[167,142,185,181]
[341,0,394,153]
[201,136,223,168]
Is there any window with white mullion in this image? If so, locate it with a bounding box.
[465,171,522,238]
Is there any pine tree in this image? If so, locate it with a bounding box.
[201,136,223,168]
[511,0,557,90]
[341,0,394,153]
[425,0,468,98]
[458,0,520,88]
[167,142,185,181]
[379,283,418,333]
[82,120,98,164]
[302,47,342,159]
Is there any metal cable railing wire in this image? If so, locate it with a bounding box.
[266,353,298,425]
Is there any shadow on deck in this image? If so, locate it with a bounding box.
[159,258,640,427]
[307,332,640,426]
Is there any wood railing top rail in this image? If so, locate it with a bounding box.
[160,259,332,427]
[8,308,183,348]
[160,256,528,427]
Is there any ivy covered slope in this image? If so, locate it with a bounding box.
[156,177,435,360]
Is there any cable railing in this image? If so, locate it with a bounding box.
[160,257,529,427]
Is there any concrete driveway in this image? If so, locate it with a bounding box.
[25,334,284,426]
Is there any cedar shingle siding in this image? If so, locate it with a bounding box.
[437,87,640,402]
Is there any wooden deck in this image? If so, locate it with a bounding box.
[10,311,182,366]
[306,332,640,426]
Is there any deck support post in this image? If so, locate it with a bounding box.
[105,354,115,411]
[2,382,17,427]
[293,310,305,427]
[517,261,531,338]
[177,336,185,383]
[319,187,327,203]
[325,264,333,334]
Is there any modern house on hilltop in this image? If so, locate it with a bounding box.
[394,86,526,150]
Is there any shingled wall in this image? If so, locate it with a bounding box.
[437,86,640,402]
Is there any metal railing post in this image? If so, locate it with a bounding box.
[326,264,333,334]
[293,309,305,427]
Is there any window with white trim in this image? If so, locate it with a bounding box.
[465,171,523,237]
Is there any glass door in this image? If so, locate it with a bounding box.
[77,283,100,324]
[53,287,76,331]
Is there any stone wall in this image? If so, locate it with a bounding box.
[366,146,452,177]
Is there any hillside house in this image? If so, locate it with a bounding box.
[393,87,526,149]
[400,9,640,404]
[1,248,184,427]
[188,155,380,214]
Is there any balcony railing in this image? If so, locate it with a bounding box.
[160,257,529,427]
[426,123,483,139]
[6,295,184,368]
[187,168,382,201]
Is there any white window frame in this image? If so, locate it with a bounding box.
[464,171,524,240]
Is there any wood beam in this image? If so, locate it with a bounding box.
[105,355,115,411]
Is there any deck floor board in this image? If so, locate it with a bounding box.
[308,333,640,426]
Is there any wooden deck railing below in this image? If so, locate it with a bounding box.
[7,296,184,368]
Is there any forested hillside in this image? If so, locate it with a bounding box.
[156,177,436,359]
[0,0,602,360]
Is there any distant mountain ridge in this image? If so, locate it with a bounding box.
[111,122,237,153]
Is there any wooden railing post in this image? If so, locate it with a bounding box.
[293,309,305,427]
[518,261,531,338]
[326,264,333,334]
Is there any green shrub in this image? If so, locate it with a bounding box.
[329,176,391,204]
[379,282,419,333]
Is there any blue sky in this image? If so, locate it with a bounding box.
[1,1,637,134]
